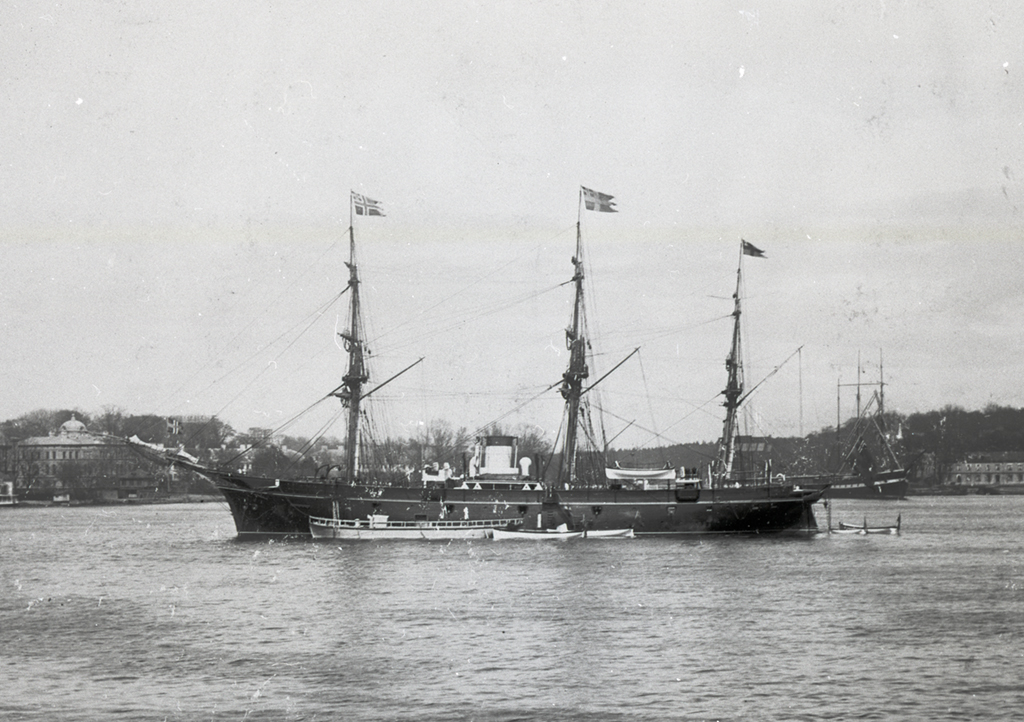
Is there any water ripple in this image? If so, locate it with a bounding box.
[2,498,1024,720]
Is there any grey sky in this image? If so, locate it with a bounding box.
[2,2,1023,447]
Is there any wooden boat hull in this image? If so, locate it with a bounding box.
[202,468,822,539]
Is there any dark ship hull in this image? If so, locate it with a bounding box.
[203,469,821,538]
[824,476,908,499]
[794,470,908,500]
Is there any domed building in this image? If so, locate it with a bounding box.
[9,414,152,502]
[59,415,88,435]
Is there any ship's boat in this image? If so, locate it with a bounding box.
[130,190,822,538]
[490,527,634,540]
[832,515,902,535]
[308,514,519,540]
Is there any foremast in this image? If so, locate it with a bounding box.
[333,192,385,484]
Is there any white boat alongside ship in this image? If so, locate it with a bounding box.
[490,526,634,540]
[309,514,519,540]
[309,514,635,541]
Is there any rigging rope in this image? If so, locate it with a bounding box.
[466,379,563,441]
[369,224,577,351]
[146,238,344,440]
[219,393,337,467]
[182,286,351,450]
[289,406,346,465]
[374,282,566,357]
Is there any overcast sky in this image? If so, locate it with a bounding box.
[2,2,1023,448]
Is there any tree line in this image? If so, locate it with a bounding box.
[6,403,1024,485]
[0,406,552,481]
[600,404,1024,485]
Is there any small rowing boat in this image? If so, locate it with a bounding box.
[490,525,634,541]
[832,514,901,535]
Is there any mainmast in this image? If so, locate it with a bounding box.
[558,220,589,488]
[556,187,616,491]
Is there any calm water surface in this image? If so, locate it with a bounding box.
[1,497,1022,721]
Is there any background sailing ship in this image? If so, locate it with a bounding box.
[785,358,909,499]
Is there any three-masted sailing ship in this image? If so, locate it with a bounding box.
[133,190,822,537]
[791,360,909,499]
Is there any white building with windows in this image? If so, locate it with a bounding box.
[948,453,1024,488]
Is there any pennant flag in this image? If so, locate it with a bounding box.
[741,240,766,258]
[581,186,618,213]
[352,192,385,216]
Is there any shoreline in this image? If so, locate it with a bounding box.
[5,494,224,508]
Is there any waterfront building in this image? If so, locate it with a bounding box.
[948,452,1024,488]
[5,415,157,501]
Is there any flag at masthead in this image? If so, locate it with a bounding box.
[581,187,618,213]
